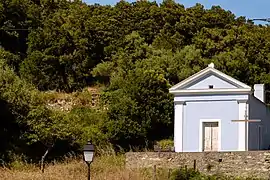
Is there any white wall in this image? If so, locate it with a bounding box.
[183,100,239,152]
[248,96,270,150]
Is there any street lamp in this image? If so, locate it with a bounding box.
[83,141,95,180]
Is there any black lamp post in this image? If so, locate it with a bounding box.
[83,141,95,180]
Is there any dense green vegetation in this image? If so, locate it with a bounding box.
[0,0,270,164]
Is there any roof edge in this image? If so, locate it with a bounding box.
[169,88,252,95]
[169,63,251,91]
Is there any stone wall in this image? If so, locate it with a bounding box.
[125,151,270,179]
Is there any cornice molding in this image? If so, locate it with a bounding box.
[237,100,248,104]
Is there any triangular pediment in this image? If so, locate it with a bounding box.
[169,63,251,95]
[182,73,239,90]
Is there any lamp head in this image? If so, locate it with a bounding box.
[83,141,95,163]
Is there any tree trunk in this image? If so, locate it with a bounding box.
[40,144,54,173]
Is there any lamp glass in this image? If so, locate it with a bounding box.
[84,151,94,163]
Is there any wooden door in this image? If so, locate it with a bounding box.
[203,122,219,151]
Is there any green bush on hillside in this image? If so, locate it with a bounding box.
[0,59,95,163]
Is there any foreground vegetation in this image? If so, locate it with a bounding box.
[0,155,144,180]
[0,154,261,180]
[1,0,270,166]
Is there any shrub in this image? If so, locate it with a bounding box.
[156,139,174,150]
[170,168,202,180]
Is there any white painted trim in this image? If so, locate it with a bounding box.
[169,88,251,95]
[211,68,251,89]
[218,149,241,152]
[238,101,246,151]
[170,67,210,90]
[246,103,249,150]
[169,66,251,91]
[174,102,185,152]
[199,119,221,152]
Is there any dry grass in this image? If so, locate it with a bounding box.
[0,155,167,180]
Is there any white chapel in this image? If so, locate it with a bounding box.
[169,63,270,152]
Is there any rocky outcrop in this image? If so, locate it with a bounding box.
[45,87,101,112]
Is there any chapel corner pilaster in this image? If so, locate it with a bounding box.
[174,101,186,106]
[237,99,248,104]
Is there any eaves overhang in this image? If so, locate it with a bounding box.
[169,88,252,95]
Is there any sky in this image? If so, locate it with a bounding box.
[83,0,270,24]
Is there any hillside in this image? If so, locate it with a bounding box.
[0,0,270,164]
[44,87,101,112]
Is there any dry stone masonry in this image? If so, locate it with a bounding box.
[126,151,270,179]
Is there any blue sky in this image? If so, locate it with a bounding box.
[83,0,270,24]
